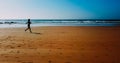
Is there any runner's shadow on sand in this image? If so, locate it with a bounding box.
[31,32,41,35]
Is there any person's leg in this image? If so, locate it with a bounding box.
[29,28,32,33]
[25,28,28,31]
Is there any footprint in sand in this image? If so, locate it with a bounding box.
[48,60,52,63]
[57,48,62,49]
[65,62,72,63]
[17,45,21,47]
[105,54,109,57]
[49,50,52,52]
[4,56,9,58]
[15,57,19,59]
[27,62,33,63]
[81,48,84,50]
[95,55,99,58]
[22,61,33,63]
[17,51,20,54]
[10,46,15,49]
[59,52,63,55]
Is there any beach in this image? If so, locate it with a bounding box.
[0,26,120,63]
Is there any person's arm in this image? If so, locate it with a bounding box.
[25,22,28,24]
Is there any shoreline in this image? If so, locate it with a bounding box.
[0,24,119,28]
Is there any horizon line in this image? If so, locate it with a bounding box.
[0,19,120,20]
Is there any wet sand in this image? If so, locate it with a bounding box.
[0,26,120,63]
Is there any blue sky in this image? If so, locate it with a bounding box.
[0,0,120,19]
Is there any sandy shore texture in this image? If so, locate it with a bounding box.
[0,26,120,63]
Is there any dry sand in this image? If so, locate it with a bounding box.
[0,26,120,63]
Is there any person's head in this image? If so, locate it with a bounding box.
[28,19,30,22]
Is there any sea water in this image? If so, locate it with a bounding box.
[0,19,120,28]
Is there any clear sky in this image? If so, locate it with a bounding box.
[0,0,120,19]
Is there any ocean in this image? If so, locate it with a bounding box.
[0,19,120,28]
